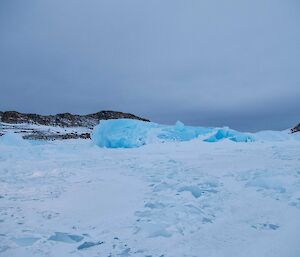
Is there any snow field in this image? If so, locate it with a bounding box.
[0,135,300,256]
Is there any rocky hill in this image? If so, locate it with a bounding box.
[0,111,149,128]
[0,110,149,140]
[291,123,300,133]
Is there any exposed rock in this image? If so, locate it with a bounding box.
[0,110,149,140]
[291,123,300,133]
[23,132,91,140]
[0,111,149,128]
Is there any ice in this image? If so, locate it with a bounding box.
[156,120,212,142]
[92,119,300,148]
[48,232,84,243]
[204,127,254,142]
[268,224,280,230]
[0,246,10,253]
[252,223,280,231]
[91,119,156,148]
[178,185,203,198]
[1,127,300,257]
[91,119,213,148]
[92,119,255,148]
[246,177,286,193]
[119,247,131,256]
[12,237,40,246]
[77,241,104,250]
[0,132,28,146]
[144,202,166,209]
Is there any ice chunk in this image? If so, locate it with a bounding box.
[174,120,185,130]
[12,237,40,246]
[204,128,254,142]
[92,119,157,148]
[178,186,203,198]
[119,248,131,256]
[268,224,280,230]
[157,121,212,142]
[202,217,213,223]
[0,132,28,146]
[77,241,103,250]
[144,202,166,209]
[91,119,257,148]
[252,223,280,230]
[48,232,83,243]
[92,119,212,148]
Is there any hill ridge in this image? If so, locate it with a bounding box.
[0,110,149,128]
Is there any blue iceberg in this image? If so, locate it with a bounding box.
[91,119,254,148]
[92,119,158,148]
[204,127,254,142]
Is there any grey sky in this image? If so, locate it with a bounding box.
[0,0,299,131]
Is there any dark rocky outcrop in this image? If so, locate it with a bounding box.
[0,110,149,128]
[291,123,300,133]
[0,110,149,140]
[23,132,91,140]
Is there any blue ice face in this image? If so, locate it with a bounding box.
[91,119,254,148]
[156,121,212,142]
[91,119,158,148]
[204,128,254,143]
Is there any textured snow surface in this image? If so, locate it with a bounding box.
[1,138,300,257]
[92,119,255,148]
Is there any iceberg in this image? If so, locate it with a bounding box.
[204,127,254,142]
[91,119,254,148]
[91,119,158,148]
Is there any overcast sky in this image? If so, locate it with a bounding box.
[0,0,299,131]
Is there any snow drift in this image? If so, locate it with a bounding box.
[91,119,254,148]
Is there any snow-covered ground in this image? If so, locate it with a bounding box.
[0,122,91,140]
[1,132,300,256]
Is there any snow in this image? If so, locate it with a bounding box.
[253,129,300,141]
[0,131,300,256]
[1,120,300,256]
[0,122,92,141]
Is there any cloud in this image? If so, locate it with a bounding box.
[0,0,299,130]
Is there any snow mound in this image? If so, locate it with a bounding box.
[253,130,300,141]
[92,119,253,148]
